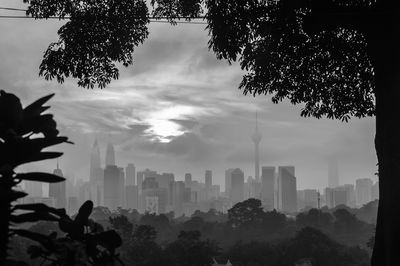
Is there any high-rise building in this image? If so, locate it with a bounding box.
[328,159,339,188]
[205,170,212,189]
[356,178,373,207]
[105,143,115,167]
[231,168,244,205]
[325,187,335,208]
[173,181,186,216]
[334,187,348,206]
[261,166,275,210]
[126,163,136,186]
[302,189,318,209]
[126,185,139,210]
[49,162,66,209]
[251,113,262,182]
[343,184,356,208]
[185,173,192,188]
[225,168,234,196]
[24,181,43,198]
[104,165,122,210]
[278,166,297,213]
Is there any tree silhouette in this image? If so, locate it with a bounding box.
[20,0,399,264]
[228,198,264,228]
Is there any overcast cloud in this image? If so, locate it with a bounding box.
[0,1,377,190]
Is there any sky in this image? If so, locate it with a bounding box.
[0,1,378,191]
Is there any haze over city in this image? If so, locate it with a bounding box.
[1,0,377,192]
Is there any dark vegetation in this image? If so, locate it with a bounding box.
[0,91,122,265]
[11,198,375,265]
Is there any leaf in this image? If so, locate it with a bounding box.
[16,172,65,183]
[13,229,53,250]
[14,203,66,217]
[23,94,54,117]
[74,200,93,225]
[93,230,122,250]
[0,190,28,201]
[11,212,59,223]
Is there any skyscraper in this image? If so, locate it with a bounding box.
[103,165,122,210]
[231,168,244,205]
[251,113,262,182]
[261,166,275,210]
[356,178,373,207]
[126,163,136,186]
[49,162,66,209]
[105,142,115,167]
[278,166,297,213]
[225,168,234,196]
[185,173,192,188]
[205,170,212,189]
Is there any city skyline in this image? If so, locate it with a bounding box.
[1,0,377,191]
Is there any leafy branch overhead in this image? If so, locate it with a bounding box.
[24,0,377,121]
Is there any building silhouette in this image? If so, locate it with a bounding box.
[50,162,66,209]
[225,168,234,197]
[278,166,297,213]
[261,166,275,210]
[104,165,123,210]
[105,142,115,167]
[185,173,192,188]
[231,168,244,205]
[126,163,136,186]
[356,178,373,207]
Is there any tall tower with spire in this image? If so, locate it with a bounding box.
[105,142,116,166]
[251,112,262,182]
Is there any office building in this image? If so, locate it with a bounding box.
[278,166,297,213]
[356,178,373,207]
[49,162,66,209]
[261,166,275,210]
[231,168,244,205]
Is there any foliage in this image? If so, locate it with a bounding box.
[164,230,220,266]
[109,215,133,240]
[0,90,70,265]
[19,200,123,266]
[24,0,150,89]
[279,227,370,266]
[124,225,164,266]
[228,198,264,228]
[0,91,123,265]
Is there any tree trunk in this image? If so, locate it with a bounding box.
[370,9,400,265]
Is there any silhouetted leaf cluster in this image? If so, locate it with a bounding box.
[17,200,123,266]
[24,0,150,89]
[0,91,70,265]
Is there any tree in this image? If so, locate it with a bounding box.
[126,225,164,266]
[164,230,220,266]
[280,227,370,266]
[227,198,264,228]
[20,0,399,263]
